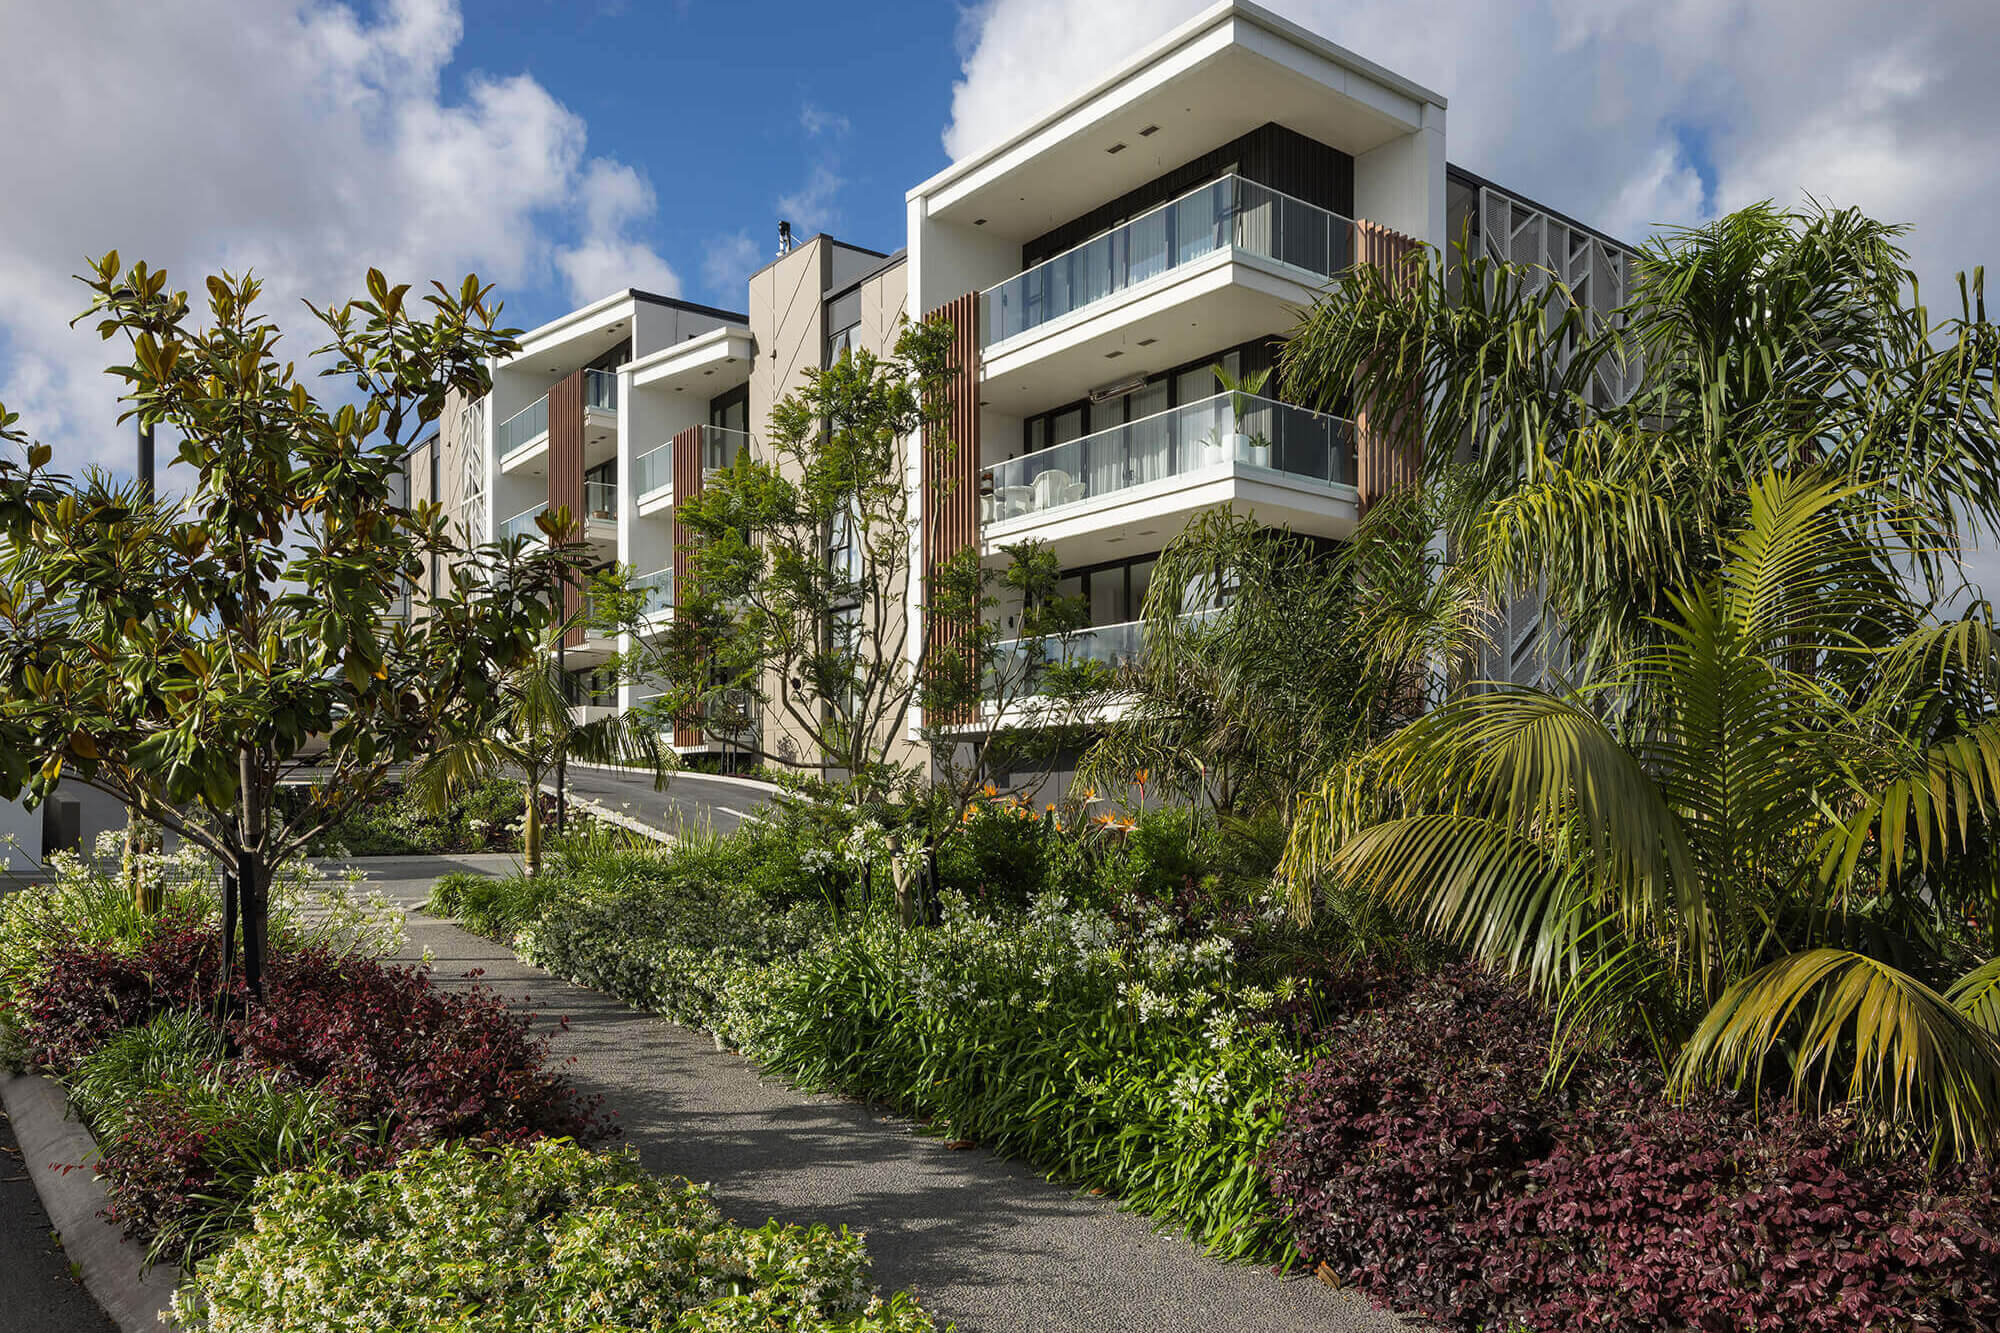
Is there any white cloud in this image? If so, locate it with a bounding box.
[777,164,845,239]
[554,160,682,303]
[0,0,678,473]
[800,103,851,138]
[945,0,2000,291]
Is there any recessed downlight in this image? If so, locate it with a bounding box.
[1105,142,1127,155]
[1136,337,1158,347]
[973,217,987,226]
[1104,350,1123,359]
[1138,124,1160,137]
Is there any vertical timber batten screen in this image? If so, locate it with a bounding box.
[922,291,982,726]
[1353,221,1424,510]
[547,370,587,649]
[671,424,707,748]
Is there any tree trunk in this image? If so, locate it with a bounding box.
[523,775,543,879]
[240,847,269,999]
[218,857,239,1016]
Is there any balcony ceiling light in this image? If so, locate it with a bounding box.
[1136,337,1157,347]
[1104,350,1123,359]
[973,217,987,226]
[1138,124,1160,137]
[1105,142,1127,154]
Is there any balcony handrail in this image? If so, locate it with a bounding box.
[632,567,674,619]
[498,502,548,544]
[978,390,1355,523]
[979,173,1356,346]
[980,172,1348,301]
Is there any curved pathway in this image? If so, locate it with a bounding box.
[339,855,1406,1333]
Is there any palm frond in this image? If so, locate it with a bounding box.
[1674,947,2000,1158]
[1946,956,2000,1036]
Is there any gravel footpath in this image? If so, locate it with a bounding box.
[338,854,1408,1333]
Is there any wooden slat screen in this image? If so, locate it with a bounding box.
[546,369,586,648]
[921,291,982,726]
[671,423,707,748]
[1352,221,1425,509]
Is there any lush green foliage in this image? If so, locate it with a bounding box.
[287,778,526,856]
[1276,202,2000,1157]
[0,255,561,997]
[171,1139,937,1332]
[499,804,1360,1262]
[1288,474,2000,1153]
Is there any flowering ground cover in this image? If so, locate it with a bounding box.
[0,836,936,1330]
[479,797,2000,1331]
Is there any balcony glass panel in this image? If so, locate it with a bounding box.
[633,568,673,618]
[986,610,1221,696]
[585,368,619,411]
[634,442,672,500]
[583,480,617,520]
[982,175,1353,345]
[498,502,547,545]
[980,392,1354,524]
[496,396,549,458]
[703,424,751,472]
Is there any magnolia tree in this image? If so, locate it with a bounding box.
[0,255,573,997]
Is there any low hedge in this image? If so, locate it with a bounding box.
[171,1138,938,1332]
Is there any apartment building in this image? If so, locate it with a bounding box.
[413,0,1635,782]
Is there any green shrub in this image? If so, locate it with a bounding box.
[172,1139,936,1332]
[97,1068,364,1268]
[720,893,1306,1263]
[425,870,557,941]
[287,778,525,856]
[517,855,830,1030]
[934,797,1057,909]
[66,1011,225,1139]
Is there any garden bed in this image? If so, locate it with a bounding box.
[0,840,937,1331]
[459,797,2000,1332]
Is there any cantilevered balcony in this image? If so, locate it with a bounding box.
[979,390,1357,559]
[495,496,615,555]
[978,176,1354,410]
[632,568,673,624]
[497,369,620,476]
[633,425,753,518]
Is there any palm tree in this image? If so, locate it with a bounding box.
[408,611,670,877]
[1284,473,2000,1155]
[1279,202,2000,681]
[1077,511,1389,821]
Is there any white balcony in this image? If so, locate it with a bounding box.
[496,369,620,477]
[979,390,1357,561]
[631,425,752,519]
[977,176,1356,413]
[632,568,673,632]
[496,497,616,555]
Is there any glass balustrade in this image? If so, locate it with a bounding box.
[494,371,619,461]
[498,502,547,544]
[982,175,1353,345]
[634,442,672,499]
[584,368,619,411]
[496,397,548,458]
[979,391,1354,524]
[633,568,673,619]
[584,479,618,520]
[986,610,1221,697]
[702,424,751,472]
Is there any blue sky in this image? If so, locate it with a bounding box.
[444,1,965,324]
[2,0,1996,494]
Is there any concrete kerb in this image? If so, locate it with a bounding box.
[0,1072,181,1333]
